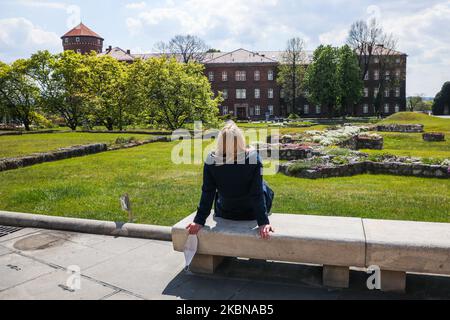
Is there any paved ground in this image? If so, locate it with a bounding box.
[0,227,449,300]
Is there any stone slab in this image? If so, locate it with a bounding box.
[0,269,115,300]
[104,291,145,300]
[364,219,450,275]
[0,245,11,257]
[0,253,56,291]
[173,213,366,268]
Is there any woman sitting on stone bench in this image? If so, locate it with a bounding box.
[187,121,275,240]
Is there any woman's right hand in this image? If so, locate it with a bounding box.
[186,223,203,235]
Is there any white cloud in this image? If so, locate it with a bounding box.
[126,2,147,10]
[0,17,61,62]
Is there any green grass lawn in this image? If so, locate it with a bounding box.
[0,141,448,226]
[0,132,153,159]
[361,113,450,158]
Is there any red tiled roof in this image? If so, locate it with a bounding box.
[61,23,103,39]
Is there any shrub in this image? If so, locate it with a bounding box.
[114,136,137,145]
[288,113,301,120]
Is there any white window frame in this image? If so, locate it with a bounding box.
[249,107,254,116]
[254,70,260,81]
[374,88,379,98]
[316,105,321,114]
[236,89,246,99]
[268,88,274,99]
[385,70,390,80]
[395,69,401,78]
[223,106,228,115]
[384,103,390,114]
[64,38,69,44]
[76,37,80,42]
[255,105,261,116]
[364,73,369,81]
[374,70,380,80]
[268,70,274,81]
[374,57,379,64]
[364,88,369,98]
[384,89,390,98]
[396,57,401,64]
[268,105,274,116]
[254,89,260,99]
[395,87,401,98]
[363,104,369,114]
[208,71,214,82]
[76,49,81,53]
[235,71,246,81]
[222,89,228,100]
[304,105,309,114]
[222,71,228,81]
[395,104,400,113]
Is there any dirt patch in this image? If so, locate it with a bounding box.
[13,233,67,251]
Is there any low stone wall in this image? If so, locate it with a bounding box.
[0,130,67,136]
[80,130,172,136]
[376,124,424,133]
[0,143,107,172]
[280,161,450,179]
[108,136,171,150]
[423,132,446,142]
[255,145,313,161]
[339,135,384,150]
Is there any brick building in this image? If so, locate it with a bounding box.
[61,23,104,54]
[61,24,407,120]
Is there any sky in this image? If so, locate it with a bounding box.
[0,0,449,97]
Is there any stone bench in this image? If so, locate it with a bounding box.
[172,213,450,292]
[172,213,366,288]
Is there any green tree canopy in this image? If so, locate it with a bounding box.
[337,45,363,117]
[433,82,450,115]
[304,45,339,117]
[0,59,41,131]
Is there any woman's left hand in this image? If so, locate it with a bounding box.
[259,224,275,240]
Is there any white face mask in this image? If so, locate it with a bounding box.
[184,234,198,271]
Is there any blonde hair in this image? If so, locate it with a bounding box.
[215,121,247,164]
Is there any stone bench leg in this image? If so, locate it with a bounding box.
[189,254,225,274]
[322,265,350,288]
[380,270,406,293]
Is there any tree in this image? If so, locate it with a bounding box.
[277,37,306,116]
[347,18,382,81]
[155,35,210,63]
[337,45,363,118]
[137,57,221,130]
[407,95,424,112]
[433,82,450,115]
[0,59,41,131]
[29,50,91,130]
[304,45,339,117]
[86,54,129,130]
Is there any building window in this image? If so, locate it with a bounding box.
[316,105,321,114]
[385,70,390,80]
[395,69,401,78]
[255,105,261,116]
[280,89,285,99]
[249,107,254,116]
[364,88,369,98]
[236,89,246,99]
[395,104,400,113]
[384,103,390,114]
[64,38,69,44]
[254,89,260,99]
[384,89,390,98]
[268,105,274,116]
[222,71,228,81]
[254,71,260,81]
[363,104,369,114]
[304,105,309,114]
[208,71,214,82]
[235,71,246,81]
[76,49,81,53]
[396,57,401,64]
[374,88,379,98]
[268,70,274,81]
[364,72,369,81]
[374,57,379,64]
[395,87,400,97]
[222,89,228,100]
[76,37,80,42]
[268,88,274,99]
[374,70,379,80]
[223,106,228,115]
[97,39,101,45]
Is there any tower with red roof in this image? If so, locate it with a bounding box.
[61,23,104,54]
